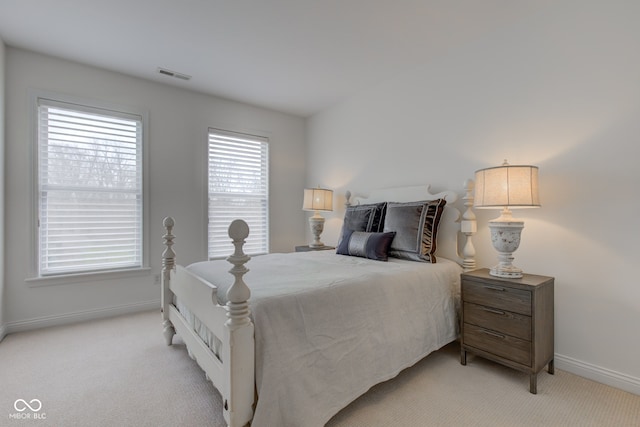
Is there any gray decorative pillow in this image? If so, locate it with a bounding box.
[336,230,396,261]
[338,202,387,247]
[383,199,447,263]
[342,202,387,233]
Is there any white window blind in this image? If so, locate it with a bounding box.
[37,99,143,276]
[208,128,269,259]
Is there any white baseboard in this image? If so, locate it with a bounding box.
[5,299,160,335]
[555,353,640,396]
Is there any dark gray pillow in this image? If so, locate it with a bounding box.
[383,199,447,263]
[342,202,387,233]
[336,230,396,261]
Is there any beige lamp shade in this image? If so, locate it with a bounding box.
[303,188,333,212]
[475,162,540,209]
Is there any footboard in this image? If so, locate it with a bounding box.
[161,217,255,427]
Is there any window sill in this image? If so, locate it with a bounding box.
[25,267,152,288]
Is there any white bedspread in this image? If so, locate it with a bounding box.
[187,251,461,427]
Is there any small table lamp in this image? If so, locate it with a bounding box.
[474,160,540,278]
[303,187,333,248]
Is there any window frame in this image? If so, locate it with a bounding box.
[206,127,270,260]
[28,90,150,285]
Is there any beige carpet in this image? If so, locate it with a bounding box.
[1,310,638,427]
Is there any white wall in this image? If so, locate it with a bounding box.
[4,48,306,331]
[307,1,640,394]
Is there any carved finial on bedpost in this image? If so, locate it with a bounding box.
[345,190,352,207]
[162,217,176,272]
[226,219,252,327]
[162,217,176,346]
[460,180,477,271]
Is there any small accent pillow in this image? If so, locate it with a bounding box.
[383,199,447,263]
[336,230,396,261]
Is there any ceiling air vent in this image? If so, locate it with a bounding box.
[157,67,191,81]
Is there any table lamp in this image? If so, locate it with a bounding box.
[303,187,333,248]
[474,160,540,278]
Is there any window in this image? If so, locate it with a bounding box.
[35,96,146,277]
[208,128,269,258]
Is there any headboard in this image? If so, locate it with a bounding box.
[346,182,477,271]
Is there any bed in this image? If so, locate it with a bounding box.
[161,182,477,427]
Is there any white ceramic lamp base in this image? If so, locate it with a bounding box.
[308,214,326,248]
[488,219,524,279]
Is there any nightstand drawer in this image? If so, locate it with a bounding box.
[462,280,531,315]
[295,245,335,252]
[463,324,531,366]
[463,302,531,340]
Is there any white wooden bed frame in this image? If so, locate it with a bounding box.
[161,181,477,427]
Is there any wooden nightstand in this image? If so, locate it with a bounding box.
[460,268,554,394]
[295,245,335,252]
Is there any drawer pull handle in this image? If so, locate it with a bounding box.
[480,329,506,339]
[482,307,506,315]
[485,285,506,291]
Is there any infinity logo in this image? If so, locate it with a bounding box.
[14,399,42,412]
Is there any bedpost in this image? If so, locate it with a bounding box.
[223,219,255,427]
[460,180,477,271]
[226,219,252,326]
[345,190,352,207]
[162,217,176,346]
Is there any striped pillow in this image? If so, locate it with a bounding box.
[336,230,396,261]
[383,199,446,263]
